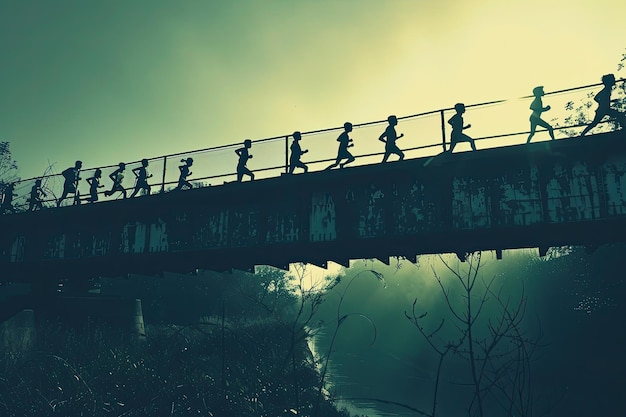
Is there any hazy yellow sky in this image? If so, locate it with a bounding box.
[2,0,625,180]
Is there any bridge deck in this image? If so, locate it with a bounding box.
[2,131,626,282]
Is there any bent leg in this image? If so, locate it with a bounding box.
[581,110,606,136]
[325,156,342,170]
[297,161,308,173]
[341,154,355,168]
[535,118,555,140]
[243,167,254,181]
[396,148,405,161]
[527,121,538,143]
[465,135,477,151]
[608,108,626,129]
[458,134,476,151]
[57,189,69,207]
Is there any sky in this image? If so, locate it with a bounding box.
[1,0,625,182]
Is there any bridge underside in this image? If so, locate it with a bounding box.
[2,131,626,281]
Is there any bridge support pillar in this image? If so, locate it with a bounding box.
[133,299,146,343]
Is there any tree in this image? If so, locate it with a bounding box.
[0,267,359,417]
[0,141,19,212]
[0,141,18,186]
[237,264,340,416]
[405,252,540,417]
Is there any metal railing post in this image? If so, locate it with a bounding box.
[285,135,289,174]
[160,156,167,193]
[440,110,447,152]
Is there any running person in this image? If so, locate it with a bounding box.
[580,73,626,136]
[175,158,194,190]
[1,183,16,213]
[288,131,308,174]
[236,139,254,182]
[86,169,104,203]
[325,122,356,170]
[104,162,127,199]
[130,159,152,197]
[527,86,555,143]
[57,161,82,207]
[379,115,405,162]
[28,179,46,211]
[448,103,476,153]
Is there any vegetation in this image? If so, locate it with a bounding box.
[0,141,18,192]
[1,248,625,417]
[0,267,357,417]
[405,253,539,417]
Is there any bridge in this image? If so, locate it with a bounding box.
[1,80,626,285]
[2,129,626,284]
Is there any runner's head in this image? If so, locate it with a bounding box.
[602,73,616,87]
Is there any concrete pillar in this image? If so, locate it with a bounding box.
[133,299,146,342]
[0,309,36,355]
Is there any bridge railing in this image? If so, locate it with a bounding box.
[4,79,625,212]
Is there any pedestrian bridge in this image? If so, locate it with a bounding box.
[2,129,626,282]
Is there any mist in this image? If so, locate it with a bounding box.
[311,246,626,416]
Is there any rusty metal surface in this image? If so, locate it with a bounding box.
[2,131,626,281]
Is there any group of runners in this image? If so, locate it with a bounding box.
[55,157,195,208]
[2,74,625,213]
[0,157,195,211]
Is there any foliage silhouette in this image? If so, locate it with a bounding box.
[0,141,18,186]
[0,268,359,417]
[403,253,541,417]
